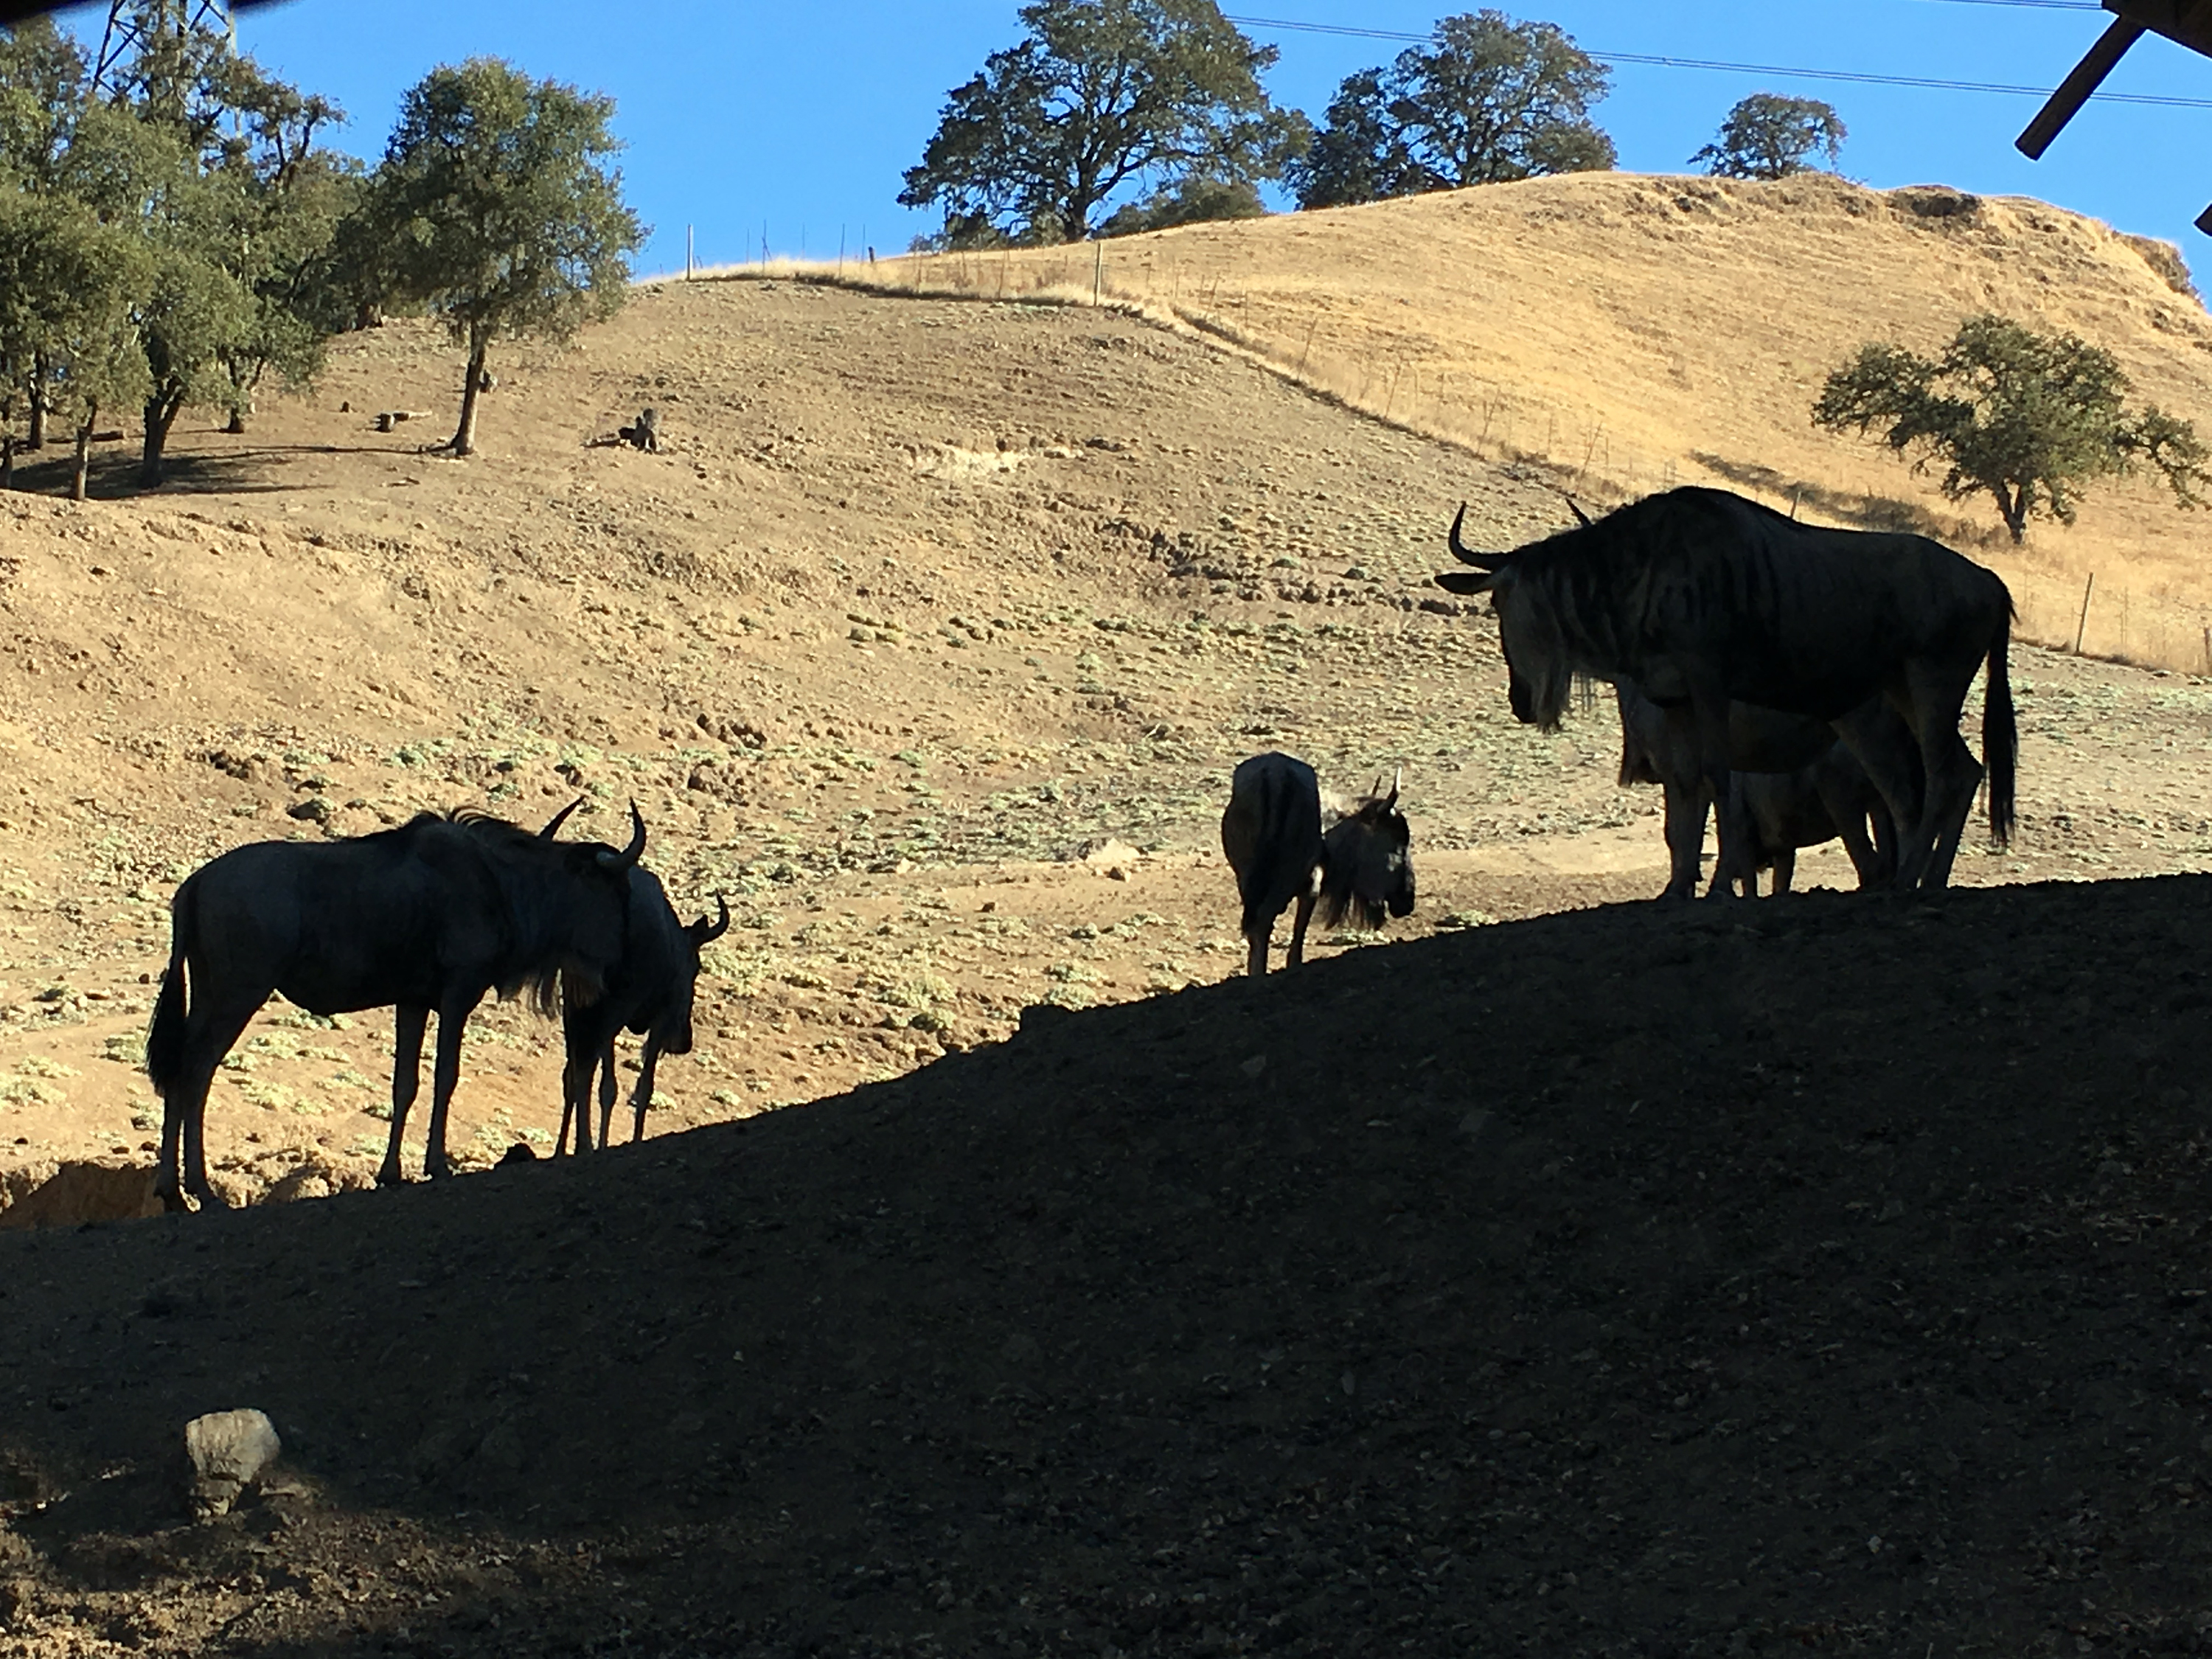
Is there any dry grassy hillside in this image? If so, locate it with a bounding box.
[854,171,2212,669]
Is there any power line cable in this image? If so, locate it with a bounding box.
[1223,14,2212,108]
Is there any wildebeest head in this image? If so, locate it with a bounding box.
[1433,504,1578,732]
[655,894,731,1057]
[526,799,648,1006]
[1318,769,1416,929]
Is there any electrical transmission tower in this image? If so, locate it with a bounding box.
[89,0,234,100]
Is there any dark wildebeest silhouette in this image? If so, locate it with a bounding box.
[1220,753,1416,977]
[144,804,647,1211]
[1717,746,1897,897]
[554,869,730,1154]
[1436,487,2015,891]
[1615,682,1916,899]
[618,408,660,452]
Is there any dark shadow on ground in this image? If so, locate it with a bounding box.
[4,878,2211,1655]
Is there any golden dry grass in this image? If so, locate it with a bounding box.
[776,170,2212,672]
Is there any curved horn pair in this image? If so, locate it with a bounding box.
[539,797,584,839]
[1448,503,1508,570]
[595,800,647,870]
[692,893,731,945]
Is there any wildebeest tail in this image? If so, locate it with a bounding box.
[1984,608,2017,847]
[145,876,195,1097]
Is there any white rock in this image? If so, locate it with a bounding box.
[184,1408,281,1517]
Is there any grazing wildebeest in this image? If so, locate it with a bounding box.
[144,804,647,1211]
[1436,487,2015,891]
[1615,683,1916,899]
[555,873,730,1154]
[1220,753,1416,976]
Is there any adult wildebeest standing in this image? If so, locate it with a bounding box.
[1436,487,2014,891]
[1220,753,1416,976]
[145,804,647,1211]
[1615,683,1916,898]
[555,872,729,1154]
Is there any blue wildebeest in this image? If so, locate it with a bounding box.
[145,804,647,1210]
[1220,752,1416,977]
[554,871,729,1154]
[1436,487,2015,891]
[1615,682,1916,899]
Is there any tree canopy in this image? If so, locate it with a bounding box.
[358,58,643,456]
[1691,93,1846,181]
[1812,313,2209,543]
[1287,10,1613,211]
[900,0,1306,246]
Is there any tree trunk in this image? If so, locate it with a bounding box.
[1997,482,2028,543]
[71,403,95,502]
[27,363,46,451]
[225,408,247,435]
[448,336,489,456]
[140,386,184,489]
[1,432,13,491]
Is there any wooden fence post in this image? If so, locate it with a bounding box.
[2073,572,2096,655]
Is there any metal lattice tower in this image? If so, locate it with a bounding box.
[89,0,234,100]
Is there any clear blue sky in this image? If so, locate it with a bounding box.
[48,0,2212,273]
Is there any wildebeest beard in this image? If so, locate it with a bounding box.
[1498,581,1578,732]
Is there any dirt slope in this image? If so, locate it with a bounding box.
[3,878,2212,1657]
[872,171,2212,667]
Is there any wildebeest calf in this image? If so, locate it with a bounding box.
[1220,752,1416,976]
[145,804,646,1210]
[1713,744,1898,896]
[1615,683,1913,898]
[556,871,730,1153]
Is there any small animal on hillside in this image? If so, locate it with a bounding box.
[1220,753,1416,977]
[551,851,731,1154]
[1614,682,1918,899]
[1714,743,1899,897]
[1436,487,2015,892]
[144,802,647,1210]
[617,408,660,452]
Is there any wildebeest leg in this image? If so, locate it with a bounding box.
[630,1034,664,1144]
[1830,703,1921,890]
[1659,776,1706,900]
[1894,666,1983,891]
[1688,686,1743,900]
[1287,888,1317,968]
[1245,919,1270,978]
[164,995,262,1211]
[557,1045,595,1155]
[421,992,485,1180]
[595,1038,620,1150]
[379,1004,428,1186]
[1769,848,1796,896]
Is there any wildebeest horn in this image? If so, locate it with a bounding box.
[1387,765,1402,812]
[597,800,647,869]
[694,893,731,943]
[1565,495,1593,527]
[540,798,584,839]
[1447,503,1506,569]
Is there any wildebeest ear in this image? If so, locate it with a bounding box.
[1434,570,1500,596]
[540,798,584,839]
[1447,503,1508,570]
[692,893,731,945]
[596,800,647,869]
